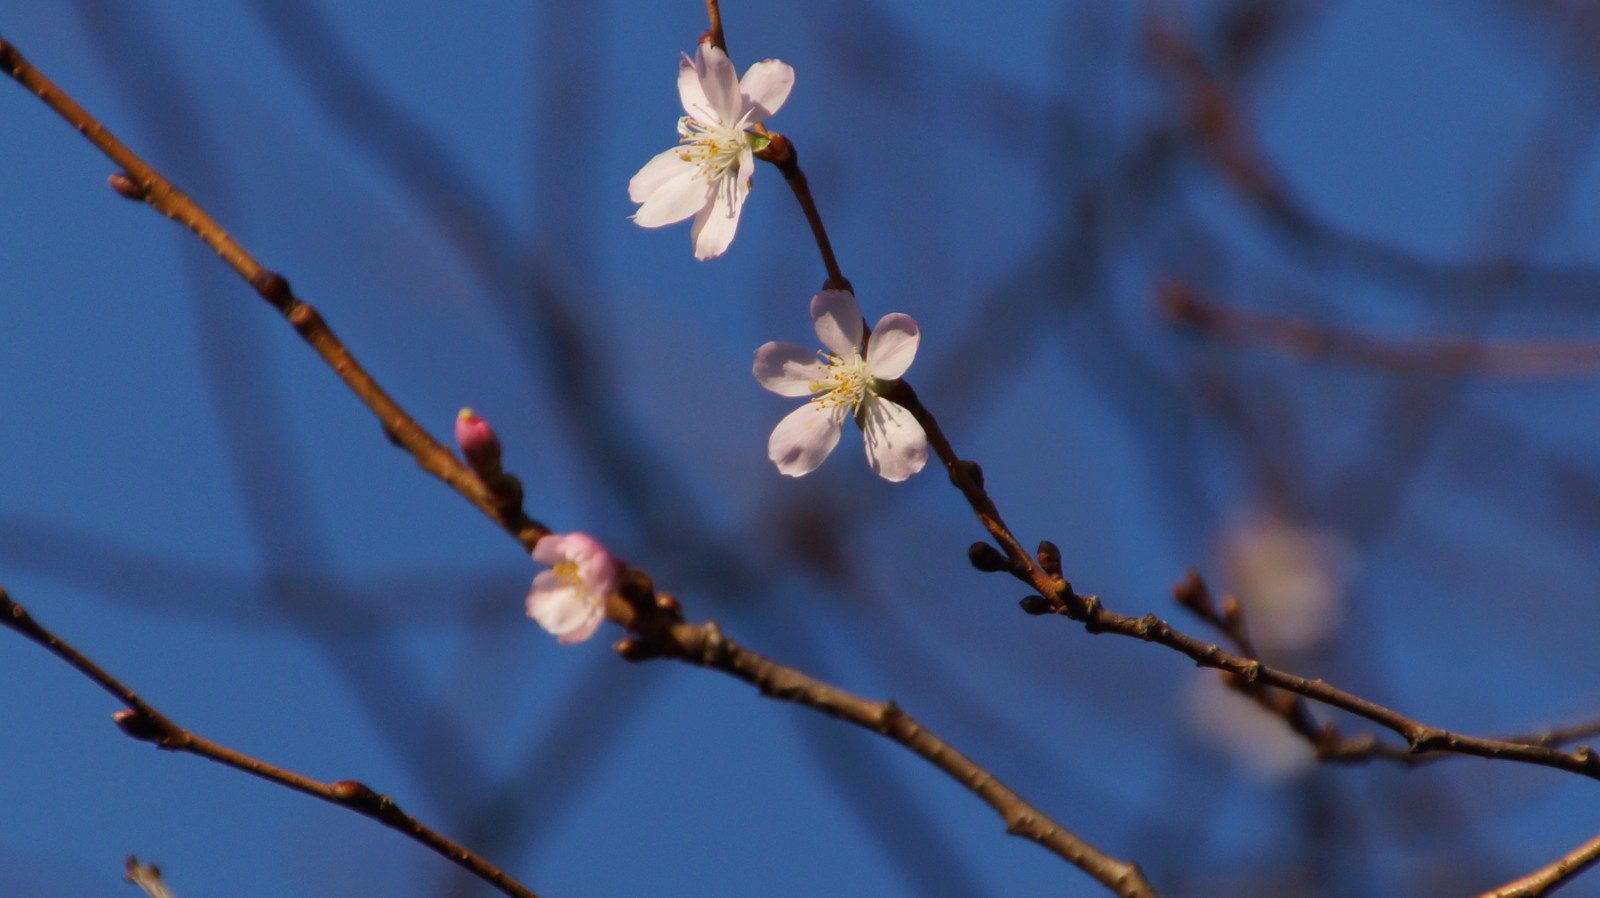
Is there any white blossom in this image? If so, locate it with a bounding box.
[754,290,927,481]
[526,533,616,644]
[628,41,794,260]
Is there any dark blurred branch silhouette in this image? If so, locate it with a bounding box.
[4,1,1600,896]
[1162,280,1600,379]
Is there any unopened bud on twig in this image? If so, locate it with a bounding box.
[455,408,503,474]
[1036,540,1062,576]
[112,708,164,743]
[1018,595,1053,616]
[967,541,1013,573]
[108,172,145,201]
[455,408,522,504]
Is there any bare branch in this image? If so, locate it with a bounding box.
[0,590,543,898]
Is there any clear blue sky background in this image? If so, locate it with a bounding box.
[3,1,1600,896]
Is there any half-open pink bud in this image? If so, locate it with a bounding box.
[455,408,503,475]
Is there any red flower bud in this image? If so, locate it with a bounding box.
[455,408,503,475]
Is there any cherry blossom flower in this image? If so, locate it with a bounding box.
[628,41,794,260]
[527,533,616,644]
[753,289,927,481]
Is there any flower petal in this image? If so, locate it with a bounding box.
[526,579,602,643]
[739,59,794,124]
[859,397,928,482]
[768,401,845,477]
[632,165,711,228]
[865,313,919,380]
[689,160,749,260]
[696,43,741,122]
[677,52,711,120]
[629,148,692,204]
[810,289,864,358]
[754,341,828,396]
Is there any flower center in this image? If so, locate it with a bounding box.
[677,115,746,182]
[807,350,874,412]
[551,561,586,591]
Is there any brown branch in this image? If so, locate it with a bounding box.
[1161,280,1600,379]
[1474,828,1600,898]
[703,0,726,53]
[1022,578,1600,779]
[1,31,1154,898]
[0,589,542,898]
[754,133,851,293]
[0,33,546,554]
[607,594,1160,898]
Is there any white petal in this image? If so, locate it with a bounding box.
[677,53,711,119]
[859,397,928,482]
[768,402,845,477]
[754,342,828,396]
[697,43,741,121]
[739,59,794,124]
[810,289,864,358]
[629,148,692,204]
[865,313,919,380]
[689,166,748,259]
[632,167,711,228]
[526,579,599,641]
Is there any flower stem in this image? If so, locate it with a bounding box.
[755,133,852,294]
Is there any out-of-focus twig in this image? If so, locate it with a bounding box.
[123,857,175,898]
[1161,280,1600,379]
[1,31,1153,898]
[0,590,543,898]
[1474,828,1600,898]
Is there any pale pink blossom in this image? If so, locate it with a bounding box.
[753,289,927,481]
[628,41,794,260]
[527,533,616,644]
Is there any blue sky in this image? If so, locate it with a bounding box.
[3,2,1600,896]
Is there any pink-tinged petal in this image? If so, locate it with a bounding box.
[689,169,748,260]
[768,401,845,477]
[629,148,692,204]
[859,397,928,482]
[531,534,568,566]
[865,313,919,380]
[632,167,710,228]
[739,59,794,123]
[809,289,864,357]
[754,341,828,396]
[526,578,603,644]
[696,43,741,122]
[677,52,711,119]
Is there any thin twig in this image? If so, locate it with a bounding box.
[1026,583,1600,779]
[704,0,726,52]
[1,30,1153,898]
[0,589,542,898]
[1474,828,1600,898]
[0,34,546,553]
[608,602,1160,898]
[755,134,851,293]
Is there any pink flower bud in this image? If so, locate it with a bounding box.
[455,408,503,475]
